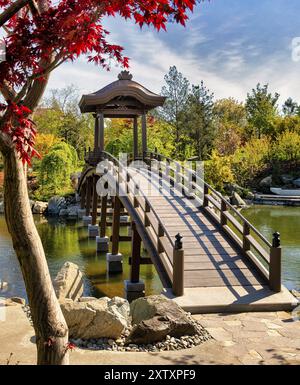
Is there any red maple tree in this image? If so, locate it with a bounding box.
[0,0,195,163]
[0,0,196,365]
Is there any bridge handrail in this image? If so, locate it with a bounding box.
[101,151,175,247]
[147,150,272,247]
[101,151,184,295]
[146,150,282,292]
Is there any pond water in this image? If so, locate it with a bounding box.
[242,206,300,292]
[0,205,299,299]
[0,216,163,300]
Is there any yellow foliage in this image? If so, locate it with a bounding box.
[35,134,61,157]
[204,150,235,192]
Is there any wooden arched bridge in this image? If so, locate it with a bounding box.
[77,150,297,313]
[76,71,298,313]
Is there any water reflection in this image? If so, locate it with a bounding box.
[242,206,300,291]
[0,215,163,300]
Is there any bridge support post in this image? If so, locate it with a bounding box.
[220,200,228,226]
[269,232,282,293]
[125,222,145,301]
[83,176,93,226]
[106,196,122,273]
[172,234,184,297]
[96,195,109,252]
[89,176,100,237]
[141,113,147,159]
[133,117,138,160]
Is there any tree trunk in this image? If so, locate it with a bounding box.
[3,147,69,365]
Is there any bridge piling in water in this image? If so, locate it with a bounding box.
[96,195,109,252]
[106,196,123,273]
[125,221,145,301]
[88,175,100,237]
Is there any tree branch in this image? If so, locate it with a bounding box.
[0,0,30,27]
[0,80,16,101]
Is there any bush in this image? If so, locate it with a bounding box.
[38,142,78,198]
[272,131,300,164]
[204,150,235,192]
[231,137,271,186]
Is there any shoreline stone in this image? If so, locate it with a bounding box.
[61,297,130,339]
[128,295,200,344]
[53,262,84,302]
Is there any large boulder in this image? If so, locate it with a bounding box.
[32,201,48,214]
[61,297,130,339]
[259,175,272,188]
[231,192,247,207]
[47,196,67,216]
[293,178,300,187]
[53,262,84,302]
[280,174,294,184]
[128,295,199,344]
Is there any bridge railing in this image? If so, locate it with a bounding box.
[101,151,184,296]
[146,150,282,293]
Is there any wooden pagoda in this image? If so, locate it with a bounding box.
[79,70,166,160]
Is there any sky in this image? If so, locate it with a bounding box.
[48,0,300,104]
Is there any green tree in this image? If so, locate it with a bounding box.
[282,97,298,116]
[245,83,279,139]
[213,98,247,155]
[39,142,78,199]
[183,82,215,160]
[273,115,300,137]
[158,66,190,155]
[272,131,300,165]
[35,86,94,159]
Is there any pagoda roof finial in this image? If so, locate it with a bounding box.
[118,70,133,81]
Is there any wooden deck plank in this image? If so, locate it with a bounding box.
[184,260,249,270]
[132,168,268,290]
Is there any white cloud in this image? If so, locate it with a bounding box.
[48,14,300,106]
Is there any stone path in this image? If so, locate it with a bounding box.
[1,302,299,365]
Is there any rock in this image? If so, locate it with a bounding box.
[109,296,130,320]
[259,175,272,188]
[0,201,4,214]
[47,196,67,216]
[71,172,81,190]
[293,178,300,188]
[10,297,26,305]
[59,209,69,216]
[58,209,68,217]
[245,191,255,200]
[61,297,130,339]
[231,192,247,207]
[32,201,48,214]
[53,262,83,302]
[78,297,98,302]
[281,174,294,184]
[128,295,199,344]
[67,205,80,218]
[224,183,245,196]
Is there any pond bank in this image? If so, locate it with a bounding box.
[1,303,299,365]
